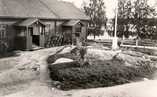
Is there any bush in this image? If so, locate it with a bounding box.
[47,46,156,90]
[79,47,87,60]
[49,59,156,90]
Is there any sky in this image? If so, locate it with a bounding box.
[61,0,156,19]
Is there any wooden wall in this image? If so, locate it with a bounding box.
[42,20,65,47]
[0,24,16,53]
[0,18,25,53]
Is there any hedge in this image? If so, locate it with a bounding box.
[49,59,156,90]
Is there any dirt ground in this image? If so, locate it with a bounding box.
[0,46,65,96]
[0,46,157,97]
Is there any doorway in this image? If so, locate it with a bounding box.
[28,27,40,49]
[17,19,45,50]
[32,35,40,46]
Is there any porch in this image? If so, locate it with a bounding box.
[15,19,46,50]
[44,20,87,47]
[62,20,87,46]
[14,19,87,50]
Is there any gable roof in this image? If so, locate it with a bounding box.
[0,0,57,19]
[0,0,90,20]
[16,18,45,26]
[40,0,90,20]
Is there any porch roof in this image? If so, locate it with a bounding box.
[16,18,45,27]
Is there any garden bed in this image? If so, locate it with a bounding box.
[48,47,157,90]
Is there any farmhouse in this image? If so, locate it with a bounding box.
[0,0,89,52]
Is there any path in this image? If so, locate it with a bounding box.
[0,46,66,97]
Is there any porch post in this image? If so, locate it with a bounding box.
[84,23,88,42]
[54,21,57,34]
[26,26,32,50]
[40,27,45,47]
[72,26,75,45]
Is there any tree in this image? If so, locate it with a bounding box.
[117,0,133,38]
[133,0,156,39]
[83,0,107,39]
[117,0,156,43]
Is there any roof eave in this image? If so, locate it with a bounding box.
[0,16,58,20]
[0,16,90,22]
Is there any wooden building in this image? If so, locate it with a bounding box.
[0,0,89,52]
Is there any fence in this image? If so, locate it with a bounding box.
[121,39,157,47]
[93,39,157,49]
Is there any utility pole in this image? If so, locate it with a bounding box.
[112,0,118,50]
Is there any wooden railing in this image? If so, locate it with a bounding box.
[91,39,157,48]
[45,35,64,47]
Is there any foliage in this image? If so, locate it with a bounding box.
[117,0,156,39]
[49,58,156,90]
[78,47,87,60]
[117,0,133,38]
[83,0,107,38]
[133,0,156,39]
[48,48,156,90]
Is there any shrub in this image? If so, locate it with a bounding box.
[47,46,156,90]
[79,47,87,60]
[49,59,156,90]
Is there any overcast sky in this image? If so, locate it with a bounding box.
[61,0,156,18]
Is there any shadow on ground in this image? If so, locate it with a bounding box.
[0,51,20,59]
